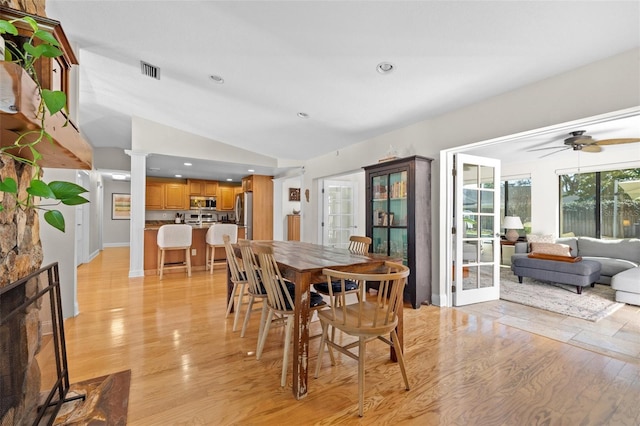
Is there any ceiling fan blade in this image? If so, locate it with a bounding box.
[528,146,566,152]
[582,144,602,153]
[539,147,570,158]
[595,138,640,146]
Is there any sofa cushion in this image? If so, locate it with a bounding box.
[611,267,640,294]
[578,237,640,264]
[530,242,572,257]
[583,256,639,277]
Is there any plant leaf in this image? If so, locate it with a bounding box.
[44,210,65,232]
[23,42,46,59]
[42,90,66,116]
[0,20,18,35]
[60,195,89,206]
[27,179,56,198]
[0,177,18,193]
[49,181,88,199]
[40,44,63,59]
[22,16,38,32]
[33,30,60,46]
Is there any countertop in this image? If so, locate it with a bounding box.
[144,221,245,231]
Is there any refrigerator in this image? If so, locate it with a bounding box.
[235,192,253,239]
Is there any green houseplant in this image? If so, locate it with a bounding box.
[0,16,88,232]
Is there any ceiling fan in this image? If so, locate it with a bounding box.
[529,130,640,158]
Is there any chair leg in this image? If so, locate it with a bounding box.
[232,283,246,332]
[240,295,255,338]
[186,247,192,277]
[226,283,238,318]
[256,309,273,360]
[256,301,269,349]
[391,330,410,390]
[281,315,294,387]
[159,249,165,280]
[314,320,329,379]
[358,337,366,417]
[209,245,215,274]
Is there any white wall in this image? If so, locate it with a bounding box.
[103,179,131,246]
[301,48,640,306]
[40,168,78,319]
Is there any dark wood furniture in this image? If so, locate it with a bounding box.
[364,155,433,308]
[229,241,400,400]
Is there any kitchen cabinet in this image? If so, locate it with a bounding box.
[242,176,253,192]
[188,179,219,196]
[146,178,187,210]
[145,181,164,210]
[364,155,433,308]
[217,184,239,211]
[287,214,300,241]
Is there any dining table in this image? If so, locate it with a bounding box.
[228,240,403,400]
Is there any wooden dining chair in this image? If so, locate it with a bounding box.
[314,261,410,417]
[313,235,372,307]
[237,239,270,346]
[252,243,326,387]
[156,224,193,279]
[223,234,248,331]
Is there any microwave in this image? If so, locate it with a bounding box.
[190,196,216,210]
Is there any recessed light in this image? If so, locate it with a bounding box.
[209,75,224,84]
[297,112,309,119]
[112,174,127,180]
[175,174,182,178]
[149,167,160,171]
[184,162,192,166]
[376,62,394,74]
[248,169,255,173]
[226,178,233,182]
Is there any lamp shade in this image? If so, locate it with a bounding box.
[503,216,524,230]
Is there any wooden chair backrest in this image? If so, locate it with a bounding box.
[238,239,263,296]
[223,234,244,283]
[252,243,295,314]
[348,235,372,254]
[321,262,409,332]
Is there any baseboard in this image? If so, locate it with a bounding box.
[103,242,131,248]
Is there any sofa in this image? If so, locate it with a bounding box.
[512,236,640,303]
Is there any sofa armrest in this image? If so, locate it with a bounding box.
[514,242,528,254]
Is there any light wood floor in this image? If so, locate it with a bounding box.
[62,247,640,424]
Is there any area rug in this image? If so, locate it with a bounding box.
[499,268,625,322]
[54,369,131,425]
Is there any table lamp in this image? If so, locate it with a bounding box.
[503,216,524,242]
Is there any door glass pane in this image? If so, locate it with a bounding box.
[463,164,479,188]
[480,190,494,213]
[480,165,495,188]
[390,228,408,265]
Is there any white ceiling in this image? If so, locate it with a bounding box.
[44,1,640,179]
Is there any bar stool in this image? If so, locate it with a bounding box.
[157,224,193,279]
[206,223,238,273]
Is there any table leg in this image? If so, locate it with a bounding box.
[291,271,311,400]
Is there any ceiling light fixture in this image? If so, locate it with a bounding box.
[209,75,224,84]
[297,112,309,119]
[376,62,394,74]
[175,174,182,178]
[226,178,233,182]
[112,174,127,180]
[184,162,192,166]
[248,169,255,173]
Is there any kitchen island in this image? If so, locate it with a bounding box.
[143,222,245,276]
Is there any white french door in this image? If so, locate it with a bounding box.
[322,179,358,248]
[453,154,501,306]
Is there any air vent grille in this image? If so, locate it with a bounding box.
[140,61,160,80]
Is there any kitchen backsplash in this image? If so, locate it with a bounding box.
[145,210,235,222]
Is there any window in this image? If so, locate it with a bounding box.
[560,168,640,238]
[500,178,531,236]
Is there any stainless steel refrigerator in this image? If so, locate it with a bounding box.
[235,192,253,239]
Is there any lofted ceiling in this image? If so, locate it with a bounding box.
[44,1,640,180]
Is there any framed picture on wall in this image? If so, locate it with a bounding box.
[112,193,131,220]
[289,187,301,201]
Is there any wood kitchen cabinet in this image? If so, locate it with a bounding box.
[217,184,238,211]
[242,176,253,192]
[188,179,218,196]
[364,155,433,308]
[204,181,218,197]
[146,178,187,210]
[244,174,273,240]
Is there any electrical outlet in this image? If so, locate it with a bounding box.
[162,213,167,218]
[191,249,196,256]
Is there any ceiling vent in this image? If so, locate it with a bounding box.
[140,61,160,80]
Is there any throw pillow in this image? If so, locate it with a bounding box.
[530,242,572,257]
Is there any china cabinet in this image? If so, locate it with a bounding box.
[364,155,433,308]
